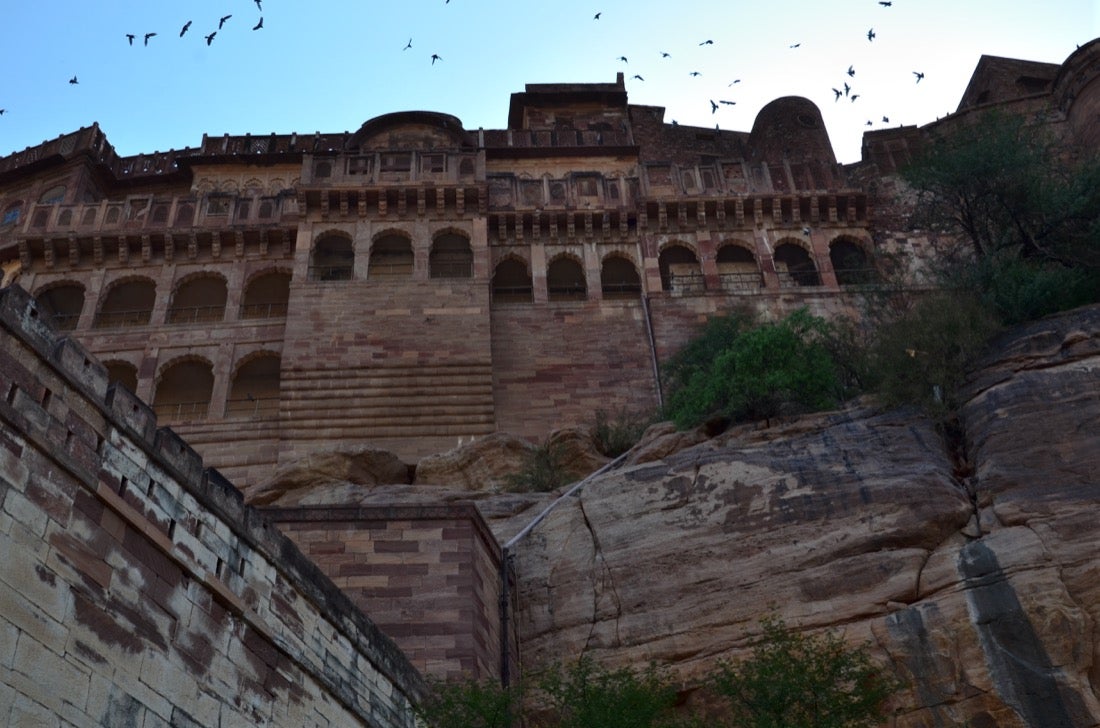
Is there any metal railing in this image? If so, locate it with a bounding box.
[45,312,80,331]
[491,286,533,303]
[776,271,822,288]
[429,261,473,279]
[833,267,882,287]
[239,302,289,319]
[661,272,707,294]
[718,271,764,291]
[153,401,208,421]
[547,284,587,301]
[368,261,414,277]
[224,396,280,418]
[166,305,225,325]
[307,265,353,281]
[92,309,153,328]
[601,282,642,299]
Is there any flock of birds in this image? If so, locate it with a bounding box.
[1,1,932,148]
[594,0,924,132]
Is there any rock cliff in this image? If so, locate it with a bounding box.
[506,305,1100,727]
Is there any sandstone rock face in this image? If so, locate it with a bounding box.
[248,446,411,505]
[507,305,1100,727]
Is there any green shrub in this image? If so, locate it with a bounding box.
[869,292,1000,415]
[949,253,1100,325]
[504,438,576,492]
[414,676,520,728]
[532,657,681,728]
[593,408,652,457]
[711,615,902,728]
[662,309,858,429]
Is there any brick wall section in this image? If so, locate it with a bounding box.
[0,285,423,727]
[266,504,504,682]
[280,277,495,462]
[491,299,660,439]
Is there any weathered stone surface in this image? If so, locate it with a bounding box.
[248,447,411,505]
[507,305,1100,728]
[413,432,534,490]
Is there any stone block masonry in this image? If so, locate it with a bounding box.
[0,284,423,727]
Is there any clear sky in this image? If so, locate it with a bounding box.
[1,1,1096,165]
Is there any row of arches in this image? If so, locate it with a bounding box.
[34,269,291,331]
[489,238,874,301]
[106,352,281,422]
[310,231,473,281]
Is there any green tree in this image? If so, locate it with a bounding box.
[414,676,520,728]
[662,309,859,429]
[531,657,681,728]
[711,615,901,728]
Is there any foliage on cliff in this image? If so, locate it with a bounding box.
[661,309,863,429]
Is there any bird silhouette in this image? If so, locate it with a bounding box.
[180,21,191,37]
[867,28,876,41]
[913,71,925,83]
[205,31,216,45]
[689,71,701,77]
[851,94,860,102]
[847,65,855,77]
[144,32,156,46]
[866,120,873,126]
[699,39,714,46]
[710,99,718,113]
[69,76,78,84]
[719,100,735,106]
[593,12,601,19]
[0,109,6,116]
[879,1,892,5]
[403,38,412,50]
[219,14,231,29]
[832,88,842,101]
[632,74,644,81]
[790,42,801,48]
[126,34,135,45]
[255,0,262,9]
[728,79,741,85]
[431,53,442,64]
[253,17,263,30]
[882,116,890,123]
[661,51,671,58]
[618,56,628,63]
[844,81,851,96]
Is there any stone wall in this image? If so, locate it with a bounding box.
[0,284,423,727]
[267,503,504,682]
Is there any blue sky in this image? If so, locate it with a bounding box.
[1,1,1096,164]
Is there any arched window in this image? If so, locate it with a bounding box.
[600,256,641,299]
[175,203,195,226]
[491,258,532,303]
[830,239,877,286]
[167,275,227,324]
[240,270,290,318]
[310,234,354,281]
[369,234,413,278]
[153,359,214,421]
[547,256,587,301]
[2,202,22,227]
[104,361,138,393]
[81,208,97,226]
[773,243,820,287]
[57,209,73,227]
[226,354,281,418]
[717,244,762,290]
[35,283,85,331]
[94,278,156,328]
[38,186,66,205]
[430,233,473,278]
[658,245,703,293]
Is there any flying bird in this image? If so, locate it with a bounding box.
[719,100,735,106]
[219,14,232,29]
[689,71,701,77]
[618,56,628,63]
[255,0,262,9]
[205,31,216,45]
[710,99,719,113]
[699,39,714,46]
[593,12,601,19]
[847,65,855,77]
[0,110,6,116]
[125,33,135,45]
[832,88,843,101]
[879,1,892,5]
[851,94,860,102]
[180,21,192,37]
[844,81,851,96]
[253,17,263,30]
[661,51,671,58]
[789,42,801,48]
[883,116,890,123]
[69,76,78,84]
[913,71,925,83]
[403,38,412,50]
[867,28,876,41]
[632,74,644,81]
[728,79,741,85]
[144,32,156,46]
[866,120,873,126]
[431,53,442,64]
